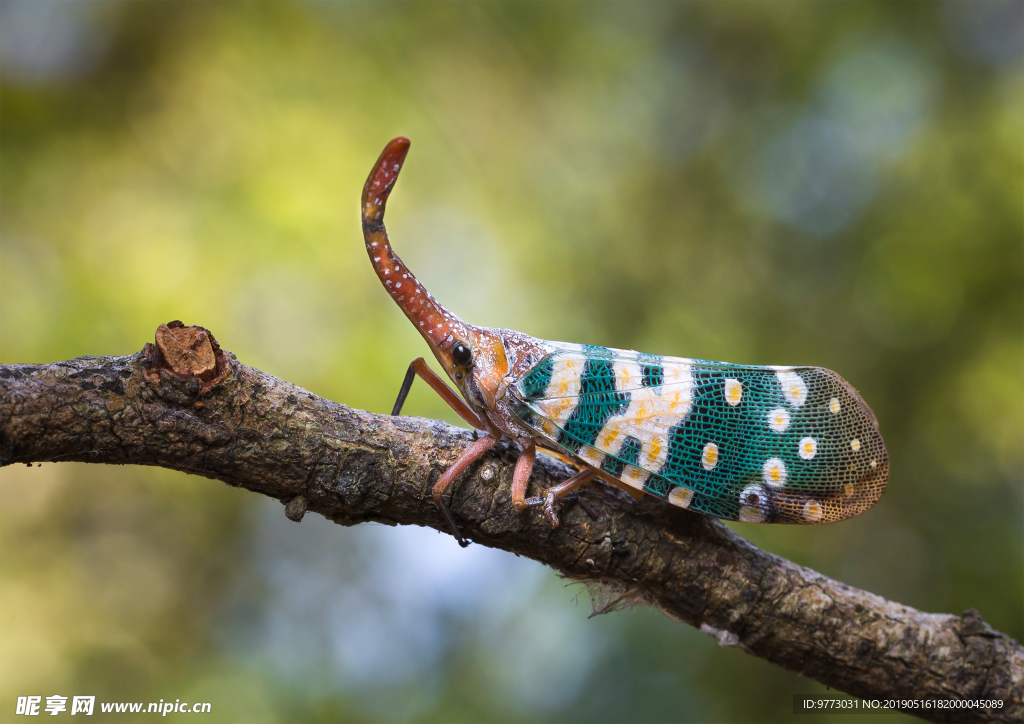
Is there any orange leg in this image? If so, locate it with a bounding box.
[511,443,537,510]
[392,357,487,431]
[391,358,499,546]
[429,434,499,547]
[539,468,597,527]
[431,434,499,502]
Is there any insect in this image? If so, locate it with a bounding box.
[362,137,887,545]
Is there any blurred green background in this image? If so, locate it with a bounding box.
[1,2,1021,722]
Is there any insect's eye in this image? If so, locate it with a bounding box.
[451,341,473,367]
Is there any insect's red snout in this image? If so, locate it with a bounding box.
[362,137,410,226]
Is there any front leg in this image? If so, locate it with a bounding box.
[392,357,486,430]
[431,434,499,547]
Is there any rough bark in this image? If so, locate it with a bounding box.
[1,324,1020,723]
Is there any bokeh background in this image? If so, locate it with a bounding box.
[1,2,1021,722]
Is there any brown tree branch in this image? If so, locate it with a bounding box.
[1,323,1020,723]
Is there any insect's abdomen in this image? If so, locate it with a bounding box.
[509,344,887,524]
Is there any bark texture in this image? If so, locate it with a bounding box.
[1,325,1020,723]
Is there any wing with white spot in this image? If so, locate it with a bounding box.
[508,344,887,524]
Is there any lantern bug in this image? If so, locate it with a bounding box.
[362,137,887,545]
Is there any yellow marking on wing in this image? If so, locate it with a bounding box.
[579,447,604,467]
[701,442,719,470]
[527,357,697,494]
[594,425,621,451]
[642,435,664,469]
[724,378,743,406]
[585,360,693,482]
[536,357,585,424]
[802,500,823,523]
[616,363,640,390]
[634,399,654,423]
[668,486,694,508]
[620,465,650,489]
[554,359,582,396]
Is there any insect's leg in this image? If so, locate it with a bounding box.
[391,364,418,415]
[510,443,537,510]
[541,468,598,527]
[431,433,499,547]
[392,357,485,430]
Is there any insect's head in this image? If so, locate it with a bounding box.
[442,328,513,411]
[361,138,510,410]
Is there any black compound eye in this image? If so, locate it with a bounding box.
[451,341,473,367]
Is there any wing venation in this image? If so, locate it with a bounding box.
[509,343,887,524]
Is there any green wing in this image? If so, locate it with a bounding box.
[509,343,887,524]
